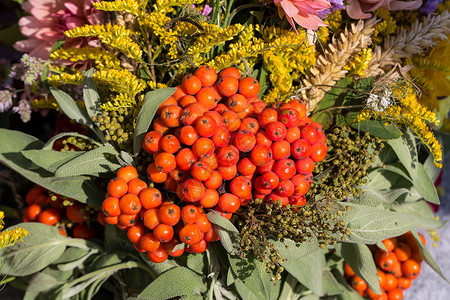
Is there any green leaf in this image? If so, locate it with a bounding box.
[354,77,374,92]
[272,237,320,261]
[317,77,351,110]
[312,78,351,130]
[228,253,274,300]
[138,267,207,299]
[392,201,446,230]
[50,39,65,53]
[281,249,342,296]
[233,278,260,300]
[117,151,134,166]
[423,154,441,183]
[50,87,93,127]
[411,163,440,205]
[53,247,90,265]
[365,168,406,190]
[22,149,85,172]
[387,130,418,177]
[341,203,415,244]
[213,224,238,253]
[42,132,101,150]
[207,211,239,253]
[336,243,380,294]
[55,144,120,177]
[50,87,105,142]
[187,253,206,274]
[82,69,101,118]
[207,211,239,233]
[278,274,299,300]
[353,187,411,206]
[410,229,449,282]
[351,120,402,139]
[26,272,60,293]
[0,223,67,276]
[0,129,104,205]
[133,87,176,155]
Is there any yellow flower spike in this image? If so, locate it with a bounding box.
[325,9,343,34]
[64,24,142,61]
[31,98,59,110]
[357,82,443,168]
[0,212,29,250]
[344,48,373,77]
[93,0,141,15]
[50,47,121,69]
[0,211,4,230]
[94,69,145,98]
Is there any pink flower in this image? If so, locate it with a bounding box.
[346,0,423,19]
[274,0,331,32]
[14,0,104,59]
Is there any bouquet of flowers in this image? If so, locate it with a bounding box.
[0,0,449,299]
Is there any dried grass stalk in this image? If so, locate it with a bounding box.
[302,18,378,113]
[367,10,450,77]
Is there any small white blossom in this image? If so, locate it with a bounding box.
[366,89,392,112]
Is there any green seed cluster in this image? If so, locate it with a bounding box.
[60,136,97,152]
[235,198,350,282]
[308,126,384,200]
[91,109,133,151]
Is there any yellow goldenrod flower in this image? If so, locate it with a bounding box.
[0,212,29,250]
[344,48,373,77]
[407,36,450,111]
[64,24,142,61]
[50,47,121,69]
[357,82,443,168]
[93,0,141,15]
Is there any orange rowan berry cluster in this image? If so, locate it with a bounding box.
[346,232,426,300]
[102,165,218,263]
[102,65,328,263]
[23,185,99,239]
[144,65,327,209]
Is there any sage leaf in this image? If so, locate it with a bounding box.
[411,163,440,205]
[281,249,342,296]
[207,211,239,233]
[138,267,207,299]
[410,229,449,283]
[50,86,93,127]
[83,68,101,118]
[336,243,380,294]
[392,201,446,230]
[351,120,402,139]
[133,87,176,155]
[387,130,418,177]
[0,129,103,205]
[341,203,415,244]
[22,149,85,172]
[228,253,274,300]
[55,144,120,177]
[42,132,101,150]
[0,223,68,276]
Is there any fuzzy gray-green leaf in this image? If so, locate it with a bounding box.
[138,267,207,299]
[133,87,176,155]
[55,144,120,177]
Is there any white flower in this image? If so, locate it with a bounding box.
[366,88,392,112]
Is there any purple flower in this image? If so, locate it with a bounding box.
[419,0,443,15]
[12,99,32,123]
[318,0,345,19]
[0,90,13,113]
[200,4,212,17]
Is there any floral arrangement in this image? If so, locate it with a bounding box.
[0,0,449,299]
